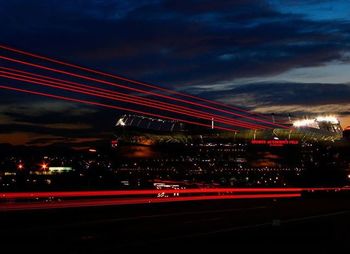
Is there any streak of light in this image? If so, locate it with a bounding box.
[0,55,287,128]
[0,194,302,211]
[0,71,265,129]
[1,187,348,199]
[0,84,237,132]
[0,44,276,122]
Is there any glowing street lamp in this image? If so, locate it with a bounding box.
[41,163,48,170]
[17,163,24,170]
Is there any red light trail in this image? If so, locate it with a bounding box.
[0,84,238,132]
[0,188,300,199]
[0,66,268,129]
[2,187,349,211]
[0,55,287,129]
[0,70,267,130]
[0,194,302,211]
[0,44,273,121]
[1,187,348,199]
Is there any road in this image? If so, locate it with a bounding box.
[1,193,350,253]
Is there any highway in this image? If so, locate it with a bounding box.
[1,192,350,253]
[0,187,347,212]
[0,193,301,211]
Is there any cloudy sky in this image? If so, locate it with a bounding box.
[1,0,350,147]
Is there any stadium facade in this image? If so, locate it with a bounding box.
[111,114,348,187]
[113,114,343,146]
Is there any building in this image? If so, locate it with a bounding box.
[113,114,343,146]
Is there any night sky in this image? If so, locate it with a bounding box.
[1,0,350,148]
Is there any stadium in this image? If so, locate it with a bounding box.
[113,114,343,146]
[111,114,348,187]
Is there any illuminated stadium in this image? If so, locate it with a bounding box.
[112,114,348,188]
[114,114,343,146]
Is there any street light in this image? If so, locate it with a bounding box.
[41,162,48,170]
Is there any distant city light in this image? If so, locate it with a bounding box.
[111,140,118,148]
[17,163,24,170]
[41,163,48,170]
[89,149,97,153]
[49,167,73,173]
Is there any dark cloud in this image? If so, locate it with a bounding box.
[0,97,115,146]
[200,82,350,106]
[195,82,350,120]
[1,0,350,86]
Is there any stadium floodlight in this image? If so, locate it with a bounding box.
[316,116,339,124]
[292,119,319,128]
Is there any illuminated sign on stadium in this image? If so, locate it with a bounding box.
[251,140,299,146]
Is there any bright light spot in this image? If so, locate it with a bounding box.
[89,149,97,153]
[292,115,340,128]
[18,164,24,170]
[116,118,126,126]
[293,119,318,128]
[316,115,339,124]
[41,163,48,170]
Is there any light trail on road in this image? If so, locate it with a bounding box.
[1,187,348,199]
[0,193,301,211]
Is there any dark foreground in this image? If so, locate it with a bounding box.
[1,194,350,253]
